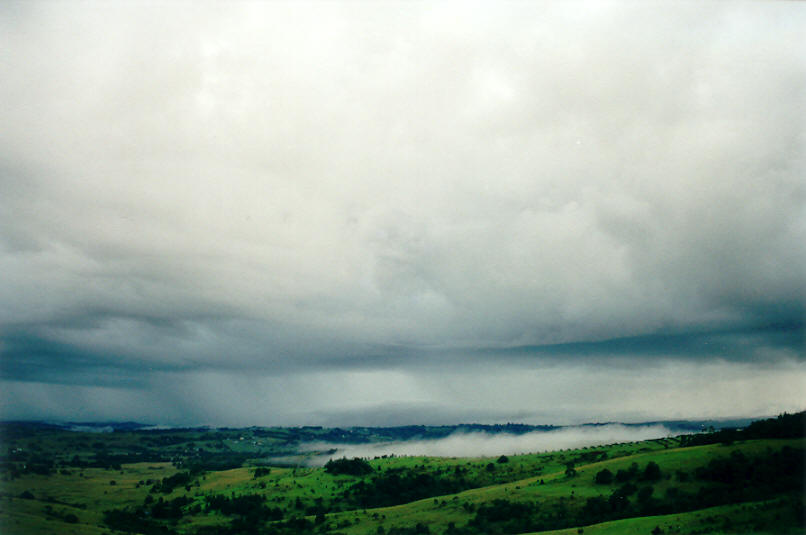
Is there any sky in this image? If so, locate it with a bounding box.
[1,1,804,427]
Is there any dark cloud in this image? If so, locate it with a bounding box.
[1,1,804,425]
[479,323,804,363]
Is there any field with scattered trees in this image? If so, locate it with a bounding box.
[1,412,803,535]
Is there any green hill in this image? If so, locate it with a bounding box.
[0,413,803,535]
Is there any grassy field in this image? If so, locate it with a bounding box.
[531,497,804,535]
[317,439,803,535]
[1,416,803,535]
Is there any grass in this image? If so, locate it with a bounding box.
[284,438,804,535]
[0,424,802,535]
[530,497,804,535]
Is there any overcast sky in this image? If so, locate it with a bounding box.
[1,1,804,427]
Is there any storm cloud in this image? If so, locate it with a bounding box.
[1,1,804,425]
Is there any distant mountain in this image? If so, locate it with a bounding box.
[0,420,151,432]
[623,418,758,432]
[0,416,756,440]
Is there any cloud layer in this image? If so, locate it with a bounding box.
[1,2,804,424]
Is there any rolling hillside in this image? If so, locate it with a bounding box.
[0,413,803,534]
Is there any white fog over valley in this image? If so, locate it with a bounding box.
[304,424,680,465]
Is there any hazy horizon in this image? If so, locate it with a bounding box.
[0,411,770,432]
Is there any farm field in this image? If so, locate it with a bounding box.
[0,413,803,535]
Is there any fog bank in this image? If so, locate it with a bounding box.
[305,424,678,465]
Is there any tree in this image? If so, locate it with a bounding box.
[608,491,629,512]
[642,461,661,481]
[565,463,577,478]
[594,468,613,484]
[637,486,654,502]
[324,457,373,476]
[253,466,271,478]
